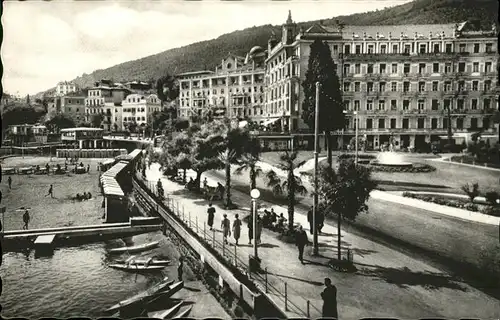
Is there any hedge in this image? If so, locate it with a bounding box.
[402,192,500,217]
[364,163,436,173]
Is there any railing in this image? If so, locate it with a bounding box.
[136,174,322,318]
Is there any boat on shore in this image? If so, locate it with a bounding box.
[148,301,183,319]
[114,256,171,266]
[108,241,160,254]
[148,281,184,305]
[104,277,172,313]
[173,306,193,318]
[108,264,166,271]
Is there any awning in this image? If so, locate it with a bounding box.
[239,121,248,128]
[262,118,280,126]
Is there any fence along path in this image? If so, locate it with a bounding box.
[138,173,323,319]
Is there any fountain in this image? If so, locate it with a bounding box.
[371,151,413,168]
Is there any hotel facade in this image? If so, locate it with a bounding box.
[177,50,266,122]
[264,12,498,150]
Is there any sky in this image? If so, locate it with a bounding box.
[1,0,412,96]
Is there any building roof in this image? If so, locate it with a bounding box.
[100,176,125,197]
[308,23,459,39]
[64,90,87,97]
[60,127,104,132]
[102,160,128,179]
[177,70,214,77]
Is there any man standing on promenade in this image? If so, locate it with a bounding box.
[221,214,231,244]
[295,225,308,264]
[307,206,314,235]
[46,184,54,198]
[207,203,215,231]
[232,214,242,245]
[8,176,12,189]
[23,209,30,230]
[321,278,338,319]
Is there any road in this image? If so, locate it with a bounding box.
[205,166,500,294]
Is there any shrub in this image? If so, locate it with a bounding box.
[484,191,499,205]
[461,182,480,202]
[480,206,500,217]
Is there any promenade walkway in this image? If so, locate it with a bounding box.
[145,164,500,319]
[428,156,500,172]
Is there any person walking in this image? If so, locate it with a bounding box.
[45,163,50,175]
[46,184,54,198]
[317,210,325,234]
[221,214,231,244]
[295,225,308,264]
[232,214,242,246]
[177,256,184,281]
[8,176,12,189]
[307,206,314,235]
[247,214,254,245]
[207,203,215,231]
[87,164,90,173]
[203,177,208,190]
[256,215,263,245]
[321,278,338,319]
[23,209,30,230]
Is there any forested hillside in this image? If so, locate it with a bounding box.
[40,0,498,95]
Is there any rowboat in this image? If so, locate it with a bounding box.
[148,301,183,319]
[108,241,160,254]
[173,306,192,318]
[108,264,166,271]
[148,281,184,304]
[114,257,171,266]
[104,277,173,313]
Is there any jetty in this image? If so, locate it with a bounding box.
[2,217,162,253]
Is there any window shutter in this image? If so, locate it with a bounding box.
[427,65,432,74]
[362,66,367,74]
[411,65,418,74]
[466,64,472,73]
[398,83,402,91]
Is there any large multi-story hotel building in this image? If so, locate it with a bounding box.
[177,50,266,121]
[265,12,498,150]
[119,93,162,132]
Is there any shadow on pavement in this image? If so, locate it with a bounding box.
[356,263,467,291]
[267,271,324,286]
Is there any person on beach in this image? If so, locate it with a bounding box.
[45,163,50,174]
[321,278,338,319]
[177,256,184,281]
[207,203,215,230]
[295,225,308,264]
[221,214,231,244]
[203,177,208,190]
[232,214,242,246]
[8,176,12,189]
[87,164,90,173]
[46,184,54,198]
[23,209,30,230]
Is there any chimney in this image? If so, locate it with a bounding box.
[388,32,392,40]
[376,32,379,39]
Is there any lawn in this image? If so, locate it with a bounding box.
[0,156,111,231]
[259,150,326,167]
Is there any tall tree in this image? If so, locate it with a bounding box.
[156,75,180,106]
[266,151,308,230]
[317,159,377,261]
[234,138,263,191]
[301,39,344,167]
[45,114,75,133]
[91,114,104,128]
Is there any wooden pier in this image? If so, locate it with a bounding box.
[2,219,162,252]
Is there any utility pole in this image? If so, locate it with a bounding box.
[313,82,320,256]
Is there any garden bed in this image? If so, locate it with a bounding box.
[450,155,500,169]
[402,192,500,217]
[363,163,436,173]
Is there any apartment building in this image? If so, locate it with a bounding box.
[56,81,78,97]
[85,80,132,132]
[119,93,162,132]
[61,90,87,124]
[177,49,266,121]
[265,12,498,150]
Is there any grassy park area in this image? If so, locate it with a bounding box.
[0,156,110,231]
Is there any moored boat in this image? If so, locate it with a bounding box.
[173,306,192,318]
[114,256,171,266]
[104,277,173,313]
[108,241,160,254]
[108,263,166,271]
[147,301,183,319]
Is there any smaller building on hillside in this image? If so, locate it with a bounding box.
[60,127,109,149]
[120,93,162,132]
[62,90,88,124]
[56,81,78,97]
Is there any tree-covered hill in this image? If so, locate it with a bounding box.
[39,0,498,95]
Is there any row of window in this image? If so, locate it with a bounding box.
[181,86,265,97]
[351,117,489,130]
[343,61,494,75]
[122,116,146,122]
[341,42,495,55]
[343,79,494,92]
[344,98,494,111]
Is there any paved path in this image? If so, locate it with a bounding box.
[145,164,500,320]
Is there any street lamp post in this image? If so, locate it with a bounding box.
[312,82,320,256]
[354,111,359,165]
[250,189,260,259]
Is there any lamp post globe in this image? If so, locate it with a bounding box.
[250,189,260,199]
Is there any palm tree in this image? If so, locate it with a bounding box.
[266,151,308,230]
[234,153,263,192]
[218,149,238,208]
